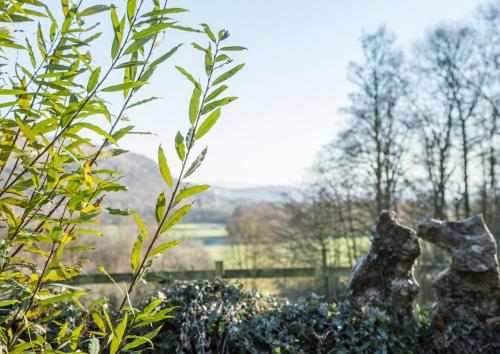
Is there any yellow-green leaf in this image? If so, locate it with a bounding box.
[155,192,166,223]
[81,5,111,17]
[212,63,245,86]
[159,205,191,234]
[127,0,137,21]
[201,23,216,42]
[150,240,180,258]
[0,88,28,95]
[131,234,143,273]
[158,145,172,188]
[195,108,221,139]
[91,312,107,333]
[220,46,247,51]
[175,185,209,203]
[175,66,200,88]
[110,313,128,354]
[189,86,201,125]
[133,212,149,240]
[87,66,101,92]
[175,132,185,161]
[71,123,117,145]
[15,117,37,143]
[101,81,145,92]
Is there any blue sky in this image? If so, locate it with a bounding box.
[113,0,482,187]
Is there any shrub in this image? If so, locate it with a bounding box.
[0,1,244,352]
[136,279,500,354]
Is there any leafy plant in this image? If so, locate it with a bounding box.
[0,1,244,352]
[135,280,500,354]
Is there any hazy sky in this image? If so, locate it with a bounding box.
[115,0,483,188]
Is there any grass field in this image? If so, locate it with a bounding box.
[170,223,228,238]
[96,222,372,269]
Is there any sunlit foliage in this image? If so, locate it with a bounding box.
[0,1,244,352]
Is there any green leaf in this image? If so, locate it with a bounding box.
[110,313,128,354]
[172,25,202,33]
[142,8,189,17]
[111,36,120,60]
[215,54,230,63]
[195,108,221,139]
[191,42,207,53]
[87,66,101,93]
[106,207,133,216]
[81,5,111,17]
[133,23,173,40]
[220,46,247,51]
[159,205,191,234]
[201,23,216,42]
[25,37,36,68]
[218,29,230,40]
[150,240,180,257]
[110,5,119,28]
[131,234,143,273]
[121,325,163,351]
[101,81,145,92]
[205,85,228,102]
[133,212,149,240]
[205,44,213,76]
[150,44,182,67]
[0,89,28,95]
[175,185,209,203]
[16,117,37,143]
[184,147,207,178]
[128,96,161,109]
[0,299,18,307]
[114,60,146,69]
[175,132,185,160]
[127,0,137,22]
[71,123,117,145]
[189,86,201,125]
[62,0,69,16]
[155,192,166,223]
[124,37,151,55]
[201,97,237,115]
[110,6,124,59]
[212,63,245,86]
[158,145,173,188]
[39,291,86,306]
[175,66,200,88]
[70,324,84,350]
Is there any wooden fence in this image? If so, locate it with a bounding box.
[69,261,440,286]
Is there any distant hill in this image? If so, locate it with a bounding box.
[211,185,301,202]
[100,151,300,224]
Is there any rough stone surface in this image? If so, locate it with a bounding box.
[349,210,421,323]
[418,214,500,323]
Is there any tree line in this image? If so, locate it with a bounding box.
[226,1,500,280]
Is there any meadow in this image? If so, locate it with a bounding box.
[97,222,373,270]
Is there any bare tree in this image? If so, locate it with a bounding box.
[417,25,482,218]
[412,24,481,218]
[275,187,342,296]
[226,203,282,269]
[338,26,409,216]
[476,1,500,248]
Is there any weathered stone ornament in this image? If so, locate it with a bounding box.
[349,210,421,323]
[418,214,500,323]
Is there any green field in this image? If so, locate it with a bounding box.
[169,223,228,238]
[97,222,372,269]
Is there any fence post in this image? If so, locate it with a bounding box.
[215,261,224,278]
